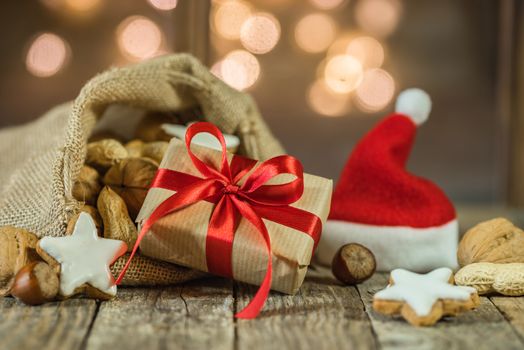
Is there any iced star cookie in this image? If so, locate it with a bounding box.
[372,268,480,326]
[36,213,127,300]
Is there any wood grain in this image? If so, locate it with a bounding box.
[0,297,96,350]
[490,296,524,342]
[1,271,524,349]
[357,273,524,350]
[235,266,376,350]
[85,278,235,350]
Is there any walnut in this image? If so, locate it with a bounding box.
[332,243,376,285]
[97,187,138,251]
[103,158,158,220]
[72,166,101,205]
[86,139,128,173]
[0,227,39,296]
[66,205,103,236]
[10,261,59,305]
[458,218,524,267]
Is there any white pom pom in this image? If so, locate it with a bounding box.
[395,88,432,126]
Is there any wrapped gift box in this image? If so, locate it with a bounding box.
[137,137,332,294]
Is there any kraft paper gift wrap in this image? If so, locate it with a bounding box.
[137,138,333,294]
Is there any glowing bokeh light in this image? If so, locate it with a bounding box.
[210,60,223,79]
[147,0,178,11]
[346,36,384,68]
[39,0,60,9]
[309,0,346,10]
[355,68,395,112]
[316,58,328,79]
[295,14,337,53]
[212,0,252,40]
[240,13,281,54]
[324,55,364,93]
[220,50,260,91]
[327,33,357,58]
[355,0,401,37]
[41,0,102,15]
[26,33,69,77]
[308,79,351,117]
[64,0,101,12]
[116,16,163,60]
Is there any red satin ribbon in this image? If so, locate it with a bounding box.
[116,122,322,319]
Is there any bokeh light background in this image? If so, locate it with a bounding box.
[0,0,505,203]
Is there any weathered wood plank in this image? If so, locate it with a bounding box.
[0,297,97,350]
[357,273,524,350]
[490,296,524,342]
[235,266,377,350]
[85,278,234,350]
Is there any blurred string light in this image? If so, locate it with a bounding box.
[309,0,346,10]
[212,0,252,40]
[147,0,178,11]
[307,79,351,117]
[346,36,384,68]
[355,68,395,111]
[26,33,70,77]
[324,55,363,93]
[240,13,281,54]
[116,16,164,61]
[212,50,260,91]
[295,14,337,53]
[355,0,402,37]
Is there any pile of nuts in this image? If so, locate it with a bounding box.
[455,217,524,296]
[73,113,176,247]
[0,112,183,305]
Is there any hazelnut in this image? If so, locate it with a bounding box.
[103,158,158,220]
[332,243,376,285]
[10,261,59,305]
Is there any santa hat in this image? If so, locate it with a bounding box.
[316,88,458,272]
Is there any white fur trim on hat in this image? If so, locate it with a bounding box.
[316,219,458,272]
[395,88,432,126]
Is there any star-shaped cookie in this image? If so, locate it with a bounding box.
[373,268,480,326]
[37,212,127,299]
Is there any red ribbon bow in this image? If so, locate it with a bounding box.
[116,122,322,319]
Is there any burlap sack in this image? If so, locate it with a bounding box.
[0,54,284,285]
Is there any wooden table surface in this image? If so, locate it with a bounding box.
[2,206,524,350]
[1,265,523,350]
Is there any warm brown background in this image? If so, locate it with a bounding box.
[0,0,521,205]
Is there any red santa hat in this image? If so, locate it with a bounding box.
[316,88,458,272]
